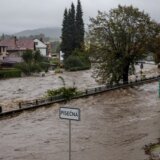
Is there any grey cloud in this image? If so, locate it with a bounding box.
[0,0,160,34]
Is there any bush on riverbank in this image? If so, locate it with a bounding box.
[46,87,81,100]
[15,50,50,75]
[0,68,21,79]
[64,50,91,71]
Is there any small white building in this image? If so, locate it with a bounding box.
[34,39,47,57]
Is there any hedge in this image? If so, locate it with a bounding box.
[0,69,21,79]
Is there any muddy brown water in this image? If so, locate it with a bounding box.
[0,64,159,112]
[0,82,160,160]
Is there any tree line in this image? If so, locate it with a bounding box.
[61,0,84,60]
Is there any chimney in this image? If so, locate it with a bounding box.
[40,37,44,43]
[14,36,17,48]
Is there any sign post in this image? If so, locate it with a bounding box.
[59,107,80,160]
[159,81,160,98]
[69,120,71,160]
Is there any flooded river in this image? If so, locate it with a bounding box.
[0,63,159,111]
[0,82,160,160]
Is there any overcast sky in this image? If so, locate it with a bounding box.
[1,0,159,34]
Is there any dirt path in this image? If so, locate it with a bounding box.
[0,82,160,160]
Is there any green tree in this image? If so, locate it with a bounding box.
[61,4,76,61]
[88,5,160,84]
[34,50,44,63]
[22,50,33,63]
[67,3,76,53]
[61,8,70,59]
[61,1,85,61]
[151,36,160,64]
[75,0,84,50]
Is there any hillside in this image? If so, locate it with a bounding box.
[14,27,61,40]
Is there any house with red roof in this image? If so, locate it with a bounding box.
[0,44,8,62]
[0,37,49,66]
[0,37,34,54]
[0,37,35,65]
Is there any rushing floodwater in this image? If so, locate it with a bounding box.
[0,82,160,160]
[0,64,159,112]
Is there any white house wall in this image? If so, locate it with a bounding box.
[34,39,47,56]
[39,48,47,57]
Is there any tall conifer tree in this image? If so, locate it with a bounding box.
[61,8,70,59]
[68,3,76,52]
[75,0,84,50]
[61,0,84,60]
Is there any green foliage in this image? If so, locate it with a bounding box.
[75,0,84,50]
[16,63,41,75]
[64,51,91,71]
[34,50,44,63]
[17,50,49,75]
[22,50,33,63]
[50,58,60,66]
[88,5,160,84]
[54,68,63,74]
[0,68,21,79]
[61,0,85,60]
[61,8,70,59]
[152,36,160,64]
[46,87,81,101]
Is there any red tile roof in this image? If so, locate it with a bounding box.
[0,39,34,51]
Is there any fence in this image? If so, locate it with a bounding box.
[0,75,160,117]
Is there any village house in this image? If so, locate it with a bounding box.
[34,39,48,57]
[0,37,49,65]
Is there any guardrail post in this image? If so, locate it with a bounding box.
[159,81,160,98]
[85,90,88,95]
[36,100,38,105]
[0,106,2,113]
[19,102,22,109]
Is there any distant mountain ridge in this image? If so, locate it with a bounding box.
[14,27,61,41]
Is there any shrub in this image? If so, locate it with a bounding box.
[17,50,50,75]
[46,87,81,100]
[15,63,31,75]
[39,62,50,73]
[0,68,21,79]
[50,58,60,66]
[54,68,63,74]
[22,50,33,63]
[64,51,91,71]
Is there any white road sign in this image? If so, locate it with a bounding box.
[59,107,80,121]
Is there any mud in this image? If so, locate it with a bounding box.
[0,82,160,160]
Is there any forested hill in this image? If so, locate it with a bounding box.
[14,27,61,40]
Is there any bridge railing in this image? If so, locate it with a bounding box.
[0,74,160,115]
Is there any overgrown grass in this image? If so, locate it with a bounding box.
[0,68,21,79]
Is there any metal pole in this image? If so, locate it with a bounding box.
[69,120,71,160]
[159,81,160,98]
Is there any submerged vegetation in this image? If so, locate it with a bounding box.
[46,87,81,101]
